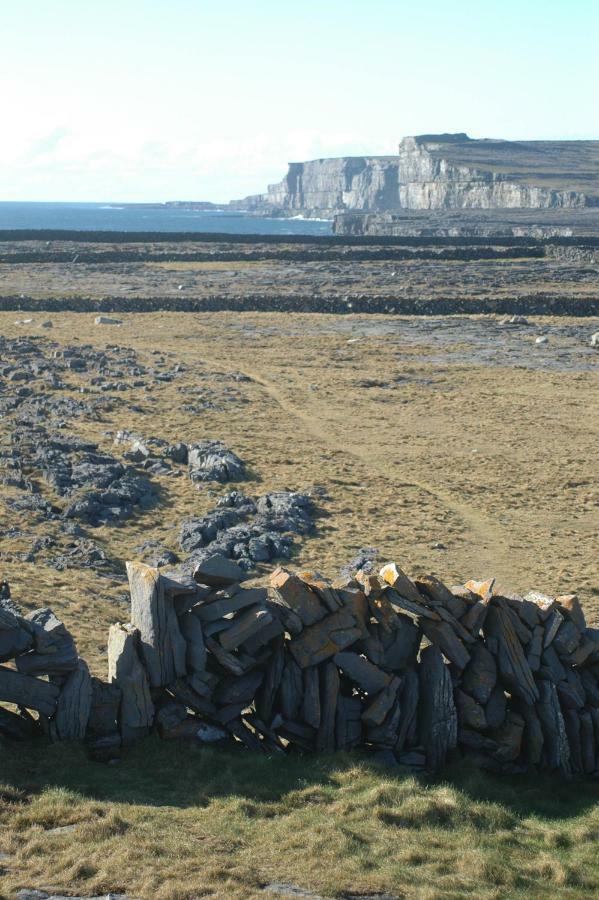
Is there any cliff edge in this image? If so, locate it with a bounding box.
[233,134,599,217]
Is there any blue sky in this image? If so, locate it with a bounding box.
[1,0,597,202]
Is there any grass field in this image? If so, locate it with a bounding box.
[1,306,598,898]
[1,310,597,670]
[2,741,599,899]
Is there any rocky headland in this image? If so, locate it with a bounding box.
[231,133,599,235]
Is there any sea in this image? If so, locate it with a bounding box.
[0,202,332,236]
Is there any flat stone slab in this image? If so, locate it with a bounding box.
[94,315,122,325]
[193,554,245,587]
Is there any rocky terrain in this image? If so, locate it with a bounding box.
[0,232,598,317]
[0,231,597,900]
[334,206,599,238]
[234,134,599,219]
[0,319,330,668]
[0,304,597,675]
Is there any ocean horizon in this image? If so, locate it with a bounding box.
[0,201,333,235]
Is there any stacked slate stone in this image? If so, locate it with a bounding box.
[103,557,599,777]
[0,599,94,743]
[3,556,599,779]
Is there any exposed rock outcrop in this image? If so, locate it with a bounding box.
[333,207,599,238]
[397,135,598,210]
[236,156,399,217]
[234,134,599,218]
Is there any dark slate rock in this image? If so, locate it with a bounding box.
[178,491,314,575]
[164,442,189,464]
[136,540,179,568]
[254,492,313,535]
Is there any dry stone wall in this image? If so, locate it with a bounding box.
[2,556,599,777]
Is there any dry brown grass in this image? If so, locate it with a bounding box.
[1,254,597,303]
[1,311,598,675]
[1,309,598,898]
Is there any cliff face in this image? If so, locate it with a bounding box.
[237,156,400,216]
[234,135,599,216]
[397,137,592,210]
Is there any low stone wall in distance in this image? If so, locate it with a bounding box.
[2,555,598,778]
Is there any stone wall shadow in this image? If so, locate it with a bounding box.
[3,738,598,822]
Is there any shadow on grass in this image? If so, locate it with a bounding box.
[2,736,598,823]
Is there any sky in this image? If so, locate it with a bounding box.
[1,0,597,202]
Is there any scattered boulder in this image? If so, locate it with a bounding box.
[164,442,189,464]
[136,540,178,568]
[188,440,245,483]
[178,490,313,574]
[94,316,122,325]
[339,547,379,579]
[500,315,530,326]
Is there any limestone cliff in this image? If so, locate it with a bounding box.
[397,136,598,210]
[233,134,599,217]
[236,156,400,217]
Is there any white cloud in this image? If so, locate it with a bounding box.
[1,124,391,201]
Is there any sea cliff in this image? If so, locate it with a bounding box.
[233,134,599,219]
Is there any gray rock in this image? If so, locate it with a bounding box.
[500,315,530,326]
[0,705,40,740]
[0,665,60,716]
[398,750,427,767]
[262,882,323,898]
[127,562,187,688]
[178,490,313,576]
[339,547,379,578]
[196,721,228,742]
[418,645,458,772]
[107,622,154,745]
[164,442,188,463]
[51,659,93,742]
[334,651,391,695]
[188,440,245,483]
[94,315,122,325]
[193,554,245,587]
[136,540,178,568]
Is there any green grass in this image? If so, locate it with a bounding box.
[1,738,599,899]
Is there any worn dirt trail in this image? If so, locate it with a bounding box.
[200,348,516,583]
